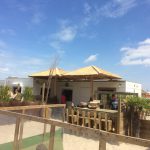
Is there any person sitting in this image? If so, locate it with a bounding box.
[110,94,118,110]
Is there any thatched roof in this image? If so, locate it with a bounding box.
[64,65,121,79]
[29,68,67,77]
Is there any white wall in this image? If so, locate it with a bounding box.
[125,81,142,96]
[5,77,33,93]
[32,79,142,104]
[57,81,126,105]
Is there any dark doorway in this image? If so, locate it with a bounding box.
[62,89,73,102]
[13,86,22,94]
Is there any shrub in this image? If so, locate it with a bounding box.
[126,96,150,111]
[23,87,33,101]
[0,86,10,101]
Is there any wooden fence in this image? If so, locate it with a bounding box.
[0,105,150,150]
[66,107,118,133]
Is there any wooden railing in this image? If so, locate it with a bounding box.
[0,105,150,150]
[66,107,118,133]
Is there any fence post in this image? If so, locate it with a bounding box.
[18,109,25,150]
[14,117,21,150]
[49,125,56,150]
[43,107,47,141]
[99,138,106,150]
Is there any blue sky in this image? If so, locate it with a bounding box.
[0,0,150,90]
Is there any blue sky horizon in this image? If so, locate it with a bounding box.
[0,0,150,91]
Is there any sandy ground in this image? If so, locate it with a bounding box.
[63,131,150,150]
[0,115,51,144]
[0,109,150,150]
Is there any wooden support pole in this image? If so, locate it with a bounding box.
[18,109,25,150]
[14,117,21,150]
[117,98,121,134]
[66,108,69,122]
[77,109,79,125]
[82,111,85,127]
[42,83,46,103]
[99,138,106,150]
[61,106,65,122]
[71,108,74,124]
[94,111,97,129]
[105,113,108,131]
[90,77,94,99]
[54,76,57,97]
[87,112,91,128]
[49,125,56,150]
[43,107,47,141]
[98,113,102,130]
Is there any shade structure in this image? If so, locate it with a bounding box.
[64,65,121,99]
[64,65,121,79]
[29,68,67,101]
[29,68,67,77]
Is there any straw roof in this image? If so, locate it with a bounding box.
[64,65,121,79]
[29,68,67,77]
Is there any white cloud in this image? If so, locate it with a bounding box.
[84,54,98,63]
[120,38,150,66]
[0,46,50,78]
[81,0,137,27]
[53,26,77,42]
[139,38,150,45]
[49,22,77,51]
[101,0,136,18]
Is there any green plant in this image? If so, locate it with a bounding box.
[126,96,150,111]
[0,86,10,101]
[23,87,33,101]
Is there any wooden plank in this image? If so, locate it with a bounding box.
[49,125,55,150]
[77,107,118,114]
[1,110,150,148]
[99,138,106,150]
[0,104,65,111]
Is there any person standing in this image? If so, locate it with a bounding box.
[61,93,66,104]
[110,94,118,110]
